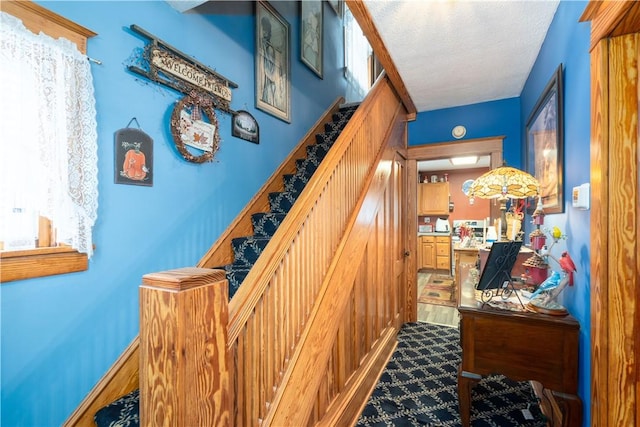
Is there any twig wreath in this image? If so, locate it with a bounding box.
[170,91,221,163]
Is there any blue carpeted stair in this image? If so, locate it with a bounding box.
[218,104,358,299]
[93,104,358,427]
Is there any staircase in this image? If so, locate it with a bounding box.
[67,74,408,427]
[221,105,358,298]
[91,104,358,427]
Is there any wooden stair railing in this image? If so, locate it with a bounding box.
[66,73,408,426]
[62,98,346,427]
[223,73,407,425]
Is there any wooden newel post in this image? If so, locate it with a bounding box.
[139,267,231,427]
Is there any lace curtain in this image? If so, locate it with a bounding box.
[0,12,98,257]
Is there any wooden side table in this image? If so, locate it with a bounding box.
[457,304,581,427]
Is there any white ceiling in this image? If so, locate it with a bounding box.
[168,0,559,171]
[365,0,560,112]
[168,0,559,113]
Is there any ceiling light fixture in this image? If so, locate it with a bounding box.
[450,156,478,166]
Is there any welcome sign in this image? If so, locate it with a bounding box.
[149,48,232,102]
[127,24,238,114]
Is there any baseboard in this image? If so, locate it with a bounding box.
[316,325,398,426]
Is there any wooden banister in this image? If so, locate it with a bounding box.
[72,74,409,426]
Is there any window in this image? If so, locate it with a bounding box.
[344,4,373,98]
[0,2,98,282]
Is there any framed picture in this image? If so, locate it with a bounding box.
[301,1,323,78]
[232,110,260,144]
[114,127,153,186]
[526,64,564,214]
[328,0,343,17]
[256,1,291,123]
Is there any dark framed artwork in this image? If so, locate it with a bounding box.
[232,110,260,144]
[526,64,564,214]
[301,0,323,78]
[115,126,153,186]
[256,1,291,123]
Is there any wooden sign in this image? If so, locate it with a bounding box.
[149,48,232,102]
[127,24,237,114]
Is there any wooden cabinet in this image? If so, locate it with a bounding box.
[457,305,581,427]
[419,236,436,269]
[418,182,449,215]
[419,235,451,273]
[435,236,451,272]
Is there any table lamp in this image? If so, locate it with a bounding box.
[468,165,539,241]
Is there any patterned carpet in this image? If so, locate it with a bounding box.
[356,322,547,426]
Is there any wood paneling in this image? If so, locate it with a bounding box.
[584,2,639,424]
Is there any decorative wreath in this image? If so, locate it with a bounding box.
[170,91,220,163]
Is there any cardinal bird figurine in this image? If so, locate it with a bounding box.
[559,251,577,286]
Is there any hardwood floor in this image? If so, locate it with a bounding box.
[417,269,459,328]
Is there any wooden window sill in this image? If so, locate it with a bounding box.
[0,247,88,283]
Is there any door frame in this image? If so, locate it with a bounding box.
[404,136,504,322]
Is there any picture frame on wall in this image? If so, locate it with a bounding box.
[114,126,153,186]
[301,0,323,78]
[232,110,260,144]
[256,1,291,123]
[526,64,564,214]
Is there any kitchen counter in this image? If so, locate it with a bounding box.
[418,232,451,237]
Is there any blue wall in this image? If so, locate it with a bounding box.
[408,98,524,168]
[410,2,592,424]
[520,2,591,425]
[1,1,348,425]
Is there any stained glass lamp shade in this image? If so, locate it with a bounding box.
[468,166,539,240]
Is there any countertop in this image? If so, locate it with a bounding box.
[418,232,452,237]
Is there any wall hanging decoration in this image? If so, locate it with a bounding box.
[526,64,564,214]
[170,91,220,163]
[126,25,236,163]
[301,0,323,78]
[127,24,238,115]
[115,118,153,186]
[256,1,291,122]
[232,110,260,144]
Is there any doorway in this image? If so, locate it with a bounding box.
[405,137,504,323]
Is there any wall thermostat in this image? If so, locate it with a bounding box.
[572,183,590,210]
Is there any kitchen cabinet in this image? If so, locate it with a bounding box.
[419,236,436,269]
[436,236,451,271]
[419,235,451,273]
[418,182,450,215]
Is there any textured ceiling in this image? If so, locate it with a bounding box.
[168,0,559,114]
[364,0,559,112]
